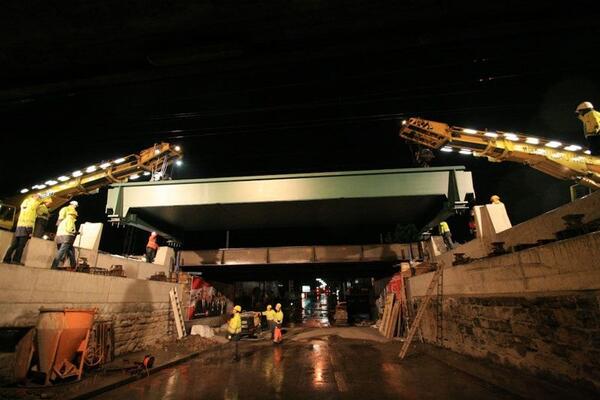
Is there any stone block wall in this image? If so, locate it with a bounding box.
[408,232,600,392]
[0,264,184,383]
[98,303,175,355]
[416,292,600,392]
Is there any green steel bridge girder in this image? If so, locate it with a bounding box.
[105,166,475,239]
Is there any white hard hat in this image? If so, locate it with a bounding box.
[575,102,594,113]
[69,200,79,207]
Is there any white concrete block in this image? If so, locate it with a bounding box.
[154,246,175,267]
[22,238,56,269]
[74,222,103,251]
[485,203,512,234]
[0,231,13,259]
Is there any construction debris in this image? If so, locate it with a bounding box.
[149,272,167,281]
[555,214,600,240]
[452,252,471,266]
[190,325,215,338]
[69,259,127,278]
[333,302,348,326]
[489,242,508,256]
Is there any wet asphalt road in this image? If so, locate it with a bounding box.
[92,333,513,400]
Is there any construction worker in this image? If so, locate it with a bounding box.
[227,305,242,361]
[490,195,503,205]
[575,102,600,155]
[260,305,276,339]
[273,303,284,344]
[439,221,454,251]
[33,198,53,238]
[56,200,78,227]
[468,209,477,239]
[51,207,78,270]
[145,231,159,263]
[3,194,42,265]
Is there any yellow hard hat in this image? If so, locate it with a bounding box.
[275,303,282,310]
[234,305,241,312]
[266,305,272,310]
[575,101,594,113]
[490,195,501,203]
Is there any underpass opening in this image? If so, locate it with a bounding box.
[184,261,399,328]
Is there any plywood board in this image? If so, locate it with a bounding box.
[386,301,400,338]
[379,293,395,335]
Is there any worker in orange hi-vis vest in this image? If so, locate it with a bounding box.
[145,231,159,263]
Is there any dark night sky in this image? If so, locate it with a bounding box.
[1,1,599,251]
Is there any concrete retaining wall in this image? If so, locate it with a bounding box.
[434,190,600,267]
[0,264,185,383]
[408,232,600,392]
[0,264,184,346]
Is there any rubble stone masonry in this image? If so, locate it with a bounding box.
[409,232,600,391]
[417,291,600,391]
[0,264,183,384]
[96,302,176,355]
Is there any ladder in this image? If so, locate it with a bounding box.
[398,265,443,359]
[169,288,187,339]
[435,266,444,345]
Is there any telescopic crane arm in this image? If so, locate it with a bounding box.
[0,143,183,230]
[399,117,600,189]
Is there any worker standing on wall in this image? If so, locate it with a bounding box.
[145,231,159,263]
[575,101,600,155]
[228,305,242,361]
[3,194,42,266]
[490,195,503,205]
[56,200,78,227]
[273,303,284,344]
[33,198,53,238]
[439,220,454,251]
[51,207,78,270]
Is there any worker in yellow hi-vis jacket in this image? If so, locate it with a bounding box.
[228,305,242,361]
[439,221,454,251]
[575,101,600,155]
[260,305,276,340]
[3,194,42,265]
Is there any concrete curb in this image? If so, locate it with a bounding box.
[420,344,597,400]
[68,351,200,400]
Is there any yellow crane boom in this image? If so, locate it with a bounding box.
[0,142,183,230]
[399,117,600,189]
